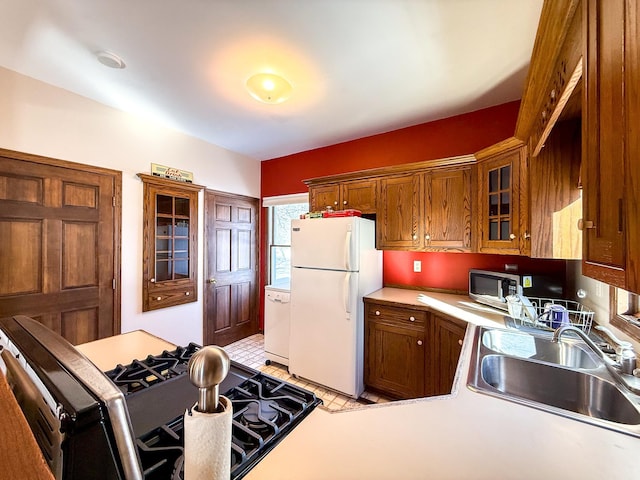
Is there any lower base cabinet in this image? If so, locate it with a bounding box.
[364,299,467,400]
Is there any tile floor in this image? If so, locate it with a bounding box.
[224,333,393,411]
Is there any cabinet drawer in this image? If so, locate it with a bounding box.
[146,283,196,310]
[367,304,427,326]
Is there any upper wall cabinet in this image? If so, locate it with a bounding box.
[422,166,472,252]
[378,173,421,249]
[582,0,639,292]
[308,178,377,213]
[515,0,583,260]
[515,0,583,153]
[138,174,204,311]
[475,138,529,255]
[305,155,475,252]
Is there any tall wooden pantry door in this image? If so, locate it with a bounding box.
[0,149,121,344]
[204,190,259,346]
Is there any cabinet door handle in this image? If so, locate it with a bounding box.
[208,278,217,284]
[523,231,531,240]
[375,310,381,316]
[417,340,423,346]
[156,296,162,301]
[577,219,595,230]
[150,278,155,283]
[334,201,338,205]
[509,233,516,240]
[409,316,416,322]
[185,292,190,296]
[412,233,417,240]
[425,234,430,241]
[343,200,348,205]
[458,339,463,346]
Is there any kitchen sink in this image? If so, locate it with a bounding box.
[468,326,640,437]
[481,328,598,369]
[481,354,640,425]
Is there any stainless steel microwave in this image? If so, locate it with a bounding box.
[468,269,564,311]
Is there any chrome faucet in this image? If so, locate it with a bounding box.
[553,325,640,394]
[552,325,618,366]
[594,325,637,375]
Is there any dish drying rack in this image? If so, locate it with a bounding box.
[509,297,595,334]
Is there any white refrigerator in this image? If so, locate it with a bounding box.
[289,217,382,398]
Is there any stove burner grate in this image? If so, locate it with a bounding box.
[104,343,201,394]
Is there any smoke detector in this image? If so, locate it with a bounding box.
[96,51,126,69]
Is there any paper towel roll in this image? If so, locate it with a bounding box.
[184,395,232,480]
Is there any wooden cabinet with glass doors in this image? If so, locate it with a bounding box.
[475,138,529,255]
[138,174,204,311]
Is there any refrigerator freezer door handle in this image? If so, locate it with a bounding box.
[343,273,351,316]
[344,231,352,271]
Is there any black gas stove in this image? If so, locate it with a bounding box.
[105,343,321,480]
[0,315,320,480]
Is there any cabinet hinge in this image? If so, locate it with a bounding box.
[112,278,116,289]
[112,196,116,207]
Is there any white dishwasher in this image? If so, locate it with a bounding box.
[264,283,291,366]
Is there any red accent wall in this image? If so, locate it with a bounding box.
[259,101,567,327]
[261,100,521,197]
[383,251,566,292]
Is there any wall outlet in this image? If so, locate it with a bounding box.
[413,260,422,273]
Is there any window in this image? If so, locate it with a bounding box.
[264,194,309,286]
[610,287,640,342]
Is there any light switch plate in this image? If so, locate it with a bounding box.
[413,260,422,273]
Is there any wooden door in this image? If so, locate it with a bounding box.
[424,167,471,251]
[430,315,466,396]
[377,174,421,249]
[477,148,523,254]
[309,184,340,212]
[0,149,121,345]
[204,191,259,346]
[365,319,425,399]
[582,0,627,287]
[341,179,377,213]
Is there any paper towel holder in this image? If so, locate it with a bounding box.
[188,346,230,413]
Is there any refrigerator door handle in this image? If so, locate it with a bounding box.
[344,231,352,271]
[343,273,351,316]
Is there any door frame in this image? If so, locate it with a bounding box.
[203,189,260,345]
[0,147,122,336]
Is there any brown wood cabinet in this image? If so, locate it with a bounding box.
[377,173,421,249]
[364,298,467,400]
[423,167,472,251]
[304,155,475,252]
[308,179,377,213]
[475,138,529,255]
[430,313,466,396]
[139,174,204,311]
[364,302,426,399]
[581,0,638,291]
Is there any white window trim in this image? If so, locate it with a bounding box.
[262,193,309,207]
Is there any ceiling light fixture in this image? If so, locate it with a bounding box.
[96,51,126,69]
[245,73,292,104]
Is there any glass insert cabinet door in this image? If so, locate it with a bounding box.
[138,173,204,312]
[155,195,191,281]
[476,139,525,255]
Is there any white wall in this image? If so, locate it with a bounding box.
[0,67,261,346]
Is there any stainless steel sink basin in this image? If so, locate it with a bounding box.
[468,326,640,437]
[482,328,598,369]
[481,354,640,425]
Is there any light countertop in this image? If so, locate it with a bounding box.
[245,287,639,480]
[77,330,176,371]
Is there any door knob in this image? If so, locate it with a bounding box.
[208,278,217,284]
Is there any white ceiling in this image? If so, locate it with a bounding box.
[0,0,543,160]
